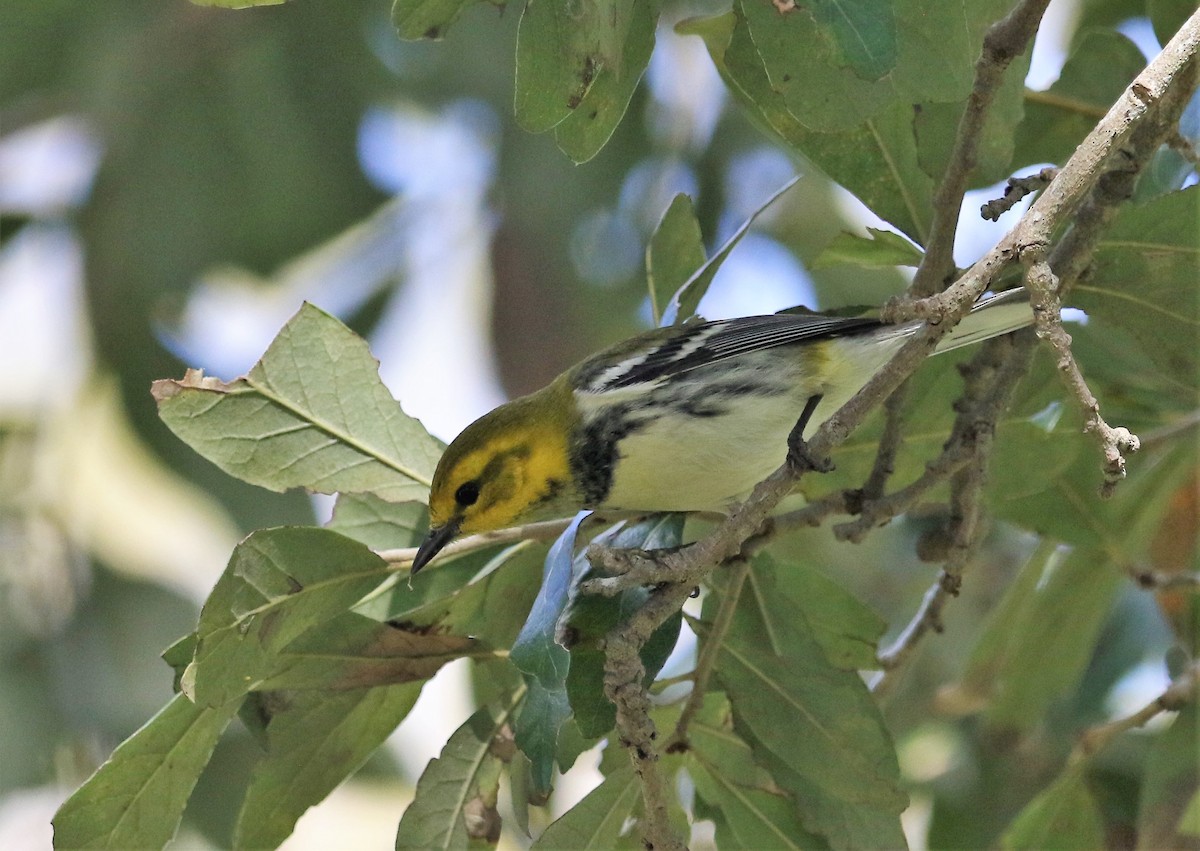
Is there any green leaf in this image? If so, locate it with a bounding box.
[912,45,1030,188]
[189,0,285,6]
[532,765,640,849]
[1137,702,1200,850]
[392,542,546,650]
[235,683,422,849]
[152,303,442,503]
[1149,0,1197,45]
[753,553,885,671]
[812,227,924,271]
[999,767,1105,850]
[328,494,429,551]
[690,762,823,850]
[663,175,800,324]
[807,0,897,81]
[711,557,907,849]
[688,693,827,849]
[396,695,522,850]
[52,694,239,850]
[162,632,198,691]
[183,526,389,706]
[553,1,657,163]
[256,613,475,691]
[510,514,588,794]
[515,0,638,134]
[1072,186,1200,380]
[391,0,492,40]
[890,0,1023,103]
[739,0,892,131]
[939,544,1124,729]
[560,515,686,737]
[1013,30,1146,170]
[681,12,932,243]
[647,194,707,326]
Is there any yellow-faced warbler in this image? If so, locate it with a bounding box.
[411,289,1033,572]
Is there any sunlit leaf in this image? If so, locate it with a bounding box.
[182,526,389,706]
[52,694,239,850]
[153,303,442,503]
[328,493,428,551]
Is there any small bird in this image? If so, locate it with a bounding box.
[411,290,1032,572]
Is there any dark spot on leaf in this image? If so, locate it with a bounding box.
[424,26,440,39]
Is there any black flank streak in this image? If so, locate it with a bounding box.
[570,403,643,506]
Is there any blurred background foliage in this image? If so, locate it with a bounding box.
[1,0,1197,848]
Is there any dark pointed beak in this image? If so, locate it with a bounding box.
[411,519,462,575]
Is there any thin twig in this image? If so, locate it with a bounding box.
[889,7,1200,326]
[1025,258,1140,496]
[861,380,914,500]
[378,517,578,566]
[834,440,974,543]
[910,0,1053,296]
[980,166,1059,220]
[871,333,1036,693]
[1075,660,1199,758]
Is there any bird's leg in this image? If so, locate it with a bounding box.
[787,394,835,474]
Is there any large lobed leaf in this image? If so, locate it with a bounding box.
[153,303,442,504]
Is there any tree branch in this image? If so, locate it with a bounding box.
[910,0,1053,296]
[1076,660,1199,758]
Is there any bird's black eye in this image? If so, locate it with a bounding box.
[454,480,481,507]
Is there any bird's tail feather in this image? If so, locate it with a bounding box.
[934,288,1033,355]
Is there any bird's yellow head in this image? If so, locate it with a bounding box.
[412,380,577,573]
